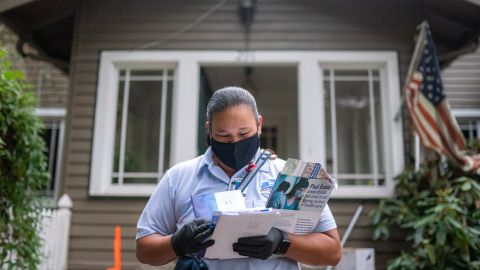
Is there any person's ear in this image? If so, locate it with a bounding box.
[257,115,263,136]
[205,121,211,146]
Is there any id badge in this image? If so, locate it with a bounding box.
[228,177,243,191]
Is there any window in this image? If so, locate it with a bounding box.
[112,69,173,185]
[459,119,480,140]
[319,59,402,198]
[453,109,480,141]
[324,69,385,187]
[35,108,66,205]
[90,57,176,196]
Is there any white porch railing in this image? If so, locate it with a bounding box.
[39,194,73,270]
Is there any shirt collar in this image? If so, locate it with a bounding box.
[197,147,270,178]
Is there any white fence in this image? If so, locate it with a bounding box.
[39,194,73,270]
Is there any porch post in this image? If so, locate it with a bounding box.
[298,58,324,163]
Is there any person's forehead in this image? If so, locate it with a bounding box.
[210,105,257,128]
[215,104,255,117]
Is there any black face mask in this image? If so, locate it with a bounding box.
[210,133,260,171]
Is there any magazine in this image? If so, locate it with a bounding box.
[266,158,336,234]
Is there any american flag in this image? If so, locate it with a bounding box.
[405,27,480,173]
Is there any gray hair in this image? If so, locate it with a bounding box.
[206,86,259,124]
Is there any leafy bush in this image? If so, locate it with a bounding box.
[371,142,480,270]
[0,48,49,269]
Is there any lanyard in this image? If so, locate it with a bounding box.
[227,149,273,196]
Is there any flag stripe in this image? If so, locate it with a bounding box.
[438,104,466,149]
[406,87,443,152]
[417,99,464,165]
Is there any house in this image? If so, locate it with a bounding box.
[1,0,480,269]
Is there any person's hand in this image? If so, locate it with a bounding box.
[232,227,285,260]
[171,218,215,256]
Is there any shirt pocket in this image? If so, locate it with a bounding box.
[259,178,276,198]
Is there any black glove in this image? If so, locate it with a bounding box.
[171,218,215,256]
[232,227,284,260]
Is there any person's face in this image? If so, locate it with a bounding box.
[206,104,263,143]
[295,187,306,198]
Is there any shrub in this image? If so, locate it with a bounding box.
[371,141,480,269]
[0,48,49,269]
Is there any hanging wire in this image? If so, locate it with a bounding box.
[137,0,231,50]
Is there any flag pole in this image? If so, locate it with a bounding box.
[405,21,429,87]
[405,21,429,170]
[395,21,429,123]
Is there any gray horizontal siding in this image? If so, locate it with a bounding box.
[0,23,69,108]
[63,0,423,269]
[443,48,480,109]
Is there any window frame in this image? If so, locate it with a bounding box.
[90,51,403,197]
[112,68,173,186]
[453,109,480,140]
[90,58,179,196]
[35,108,66,203]
[321,64,397,197]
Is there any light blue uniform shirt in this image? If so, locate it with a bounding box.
[136,147,337,270]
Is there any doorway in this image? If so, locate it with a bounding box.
[198,65,299,159]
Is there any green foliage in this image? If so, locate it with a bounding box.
[0,48,49,269]
[371,144,480,270]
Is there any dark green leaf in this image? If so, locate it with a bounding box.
[435,223,446,245]
[425,244,436,265]
[461,182,472,191]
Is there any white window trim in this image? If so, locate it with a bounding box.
[453,108,480,118]
[113,68,172,186]
[319,62,402,198]
[453,108,480,139]
[35,108,66,118]
[35,108,66,203]
[90,51,403,197]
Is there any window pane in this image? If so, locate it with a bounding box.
[131,70,164,76]
[124,178,157,184]
[458,118,480,140]
[260,126,279,152]
[324,68,386,184]
[163,80,174,172]
[374,80,385,175]
[124,80,162,172]
[113,81,124,172]
[112,69,174,185]
[39,120,61,199]
[335,81,371,174]
[324,81,333,173]
[335,70,368,77]
[323,69,330,78]
[338,178,375,186]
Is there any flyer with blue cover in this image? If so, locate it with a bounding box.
[265,158,336,234]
